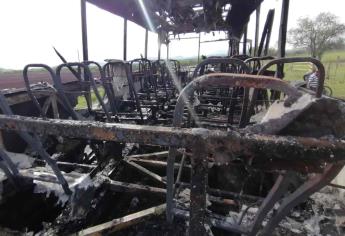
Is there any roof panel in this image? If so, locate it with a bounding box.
[86,0,264,37]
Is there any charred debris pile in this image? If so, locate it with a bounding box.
[0,57,344,236]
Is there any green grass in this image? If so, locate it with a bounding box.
[283,50,345,98]
[76,87,105,109]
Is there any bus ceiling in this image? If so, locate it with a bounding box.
[85,0,264,38]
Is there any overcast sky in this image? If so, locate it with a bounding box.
[0,0,344,69]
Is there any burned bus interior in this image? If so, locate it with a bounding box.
[0,0,345,235]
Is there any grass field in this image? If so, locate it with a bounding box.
[77,87,105,109]
[284,50,345,98]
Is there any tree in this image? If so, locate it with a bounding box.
[289,12,345,59]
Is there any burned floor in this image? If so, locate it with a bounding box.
[0,55,344,236]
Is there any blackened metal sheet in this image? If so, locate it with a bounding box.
[86,0,264,36]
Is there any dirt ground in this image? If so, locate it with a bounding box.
[0,71,76,89]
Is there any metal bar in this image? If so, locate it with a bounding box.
[51,95,59,119]
[166,147,178,223]
[77,204,166,235]
[174,208,248,234]
[243,25,248,55]
[248,171,294,235]
[124,159,166,185]
[206,185,264,203]
[167,43,170,60]
[264,10,275,56]
[261,164,344,235]
[1,115,345,163]
[83,61,112,121]
[53,47,81,80]
[81,0,89,61]
[105,178,166,195]
[175,151,186,184]
[189,142,208,236]
[200,38,230,44]
[144,28,148,58]
[197,33,201,63]
[277,0,290,77]
[192,58,250,78]
[0,93,72,195]
[42,96,53,116]
[328,183,345,190]
[170,37,200,40]
[257,10,275,57]
[34,159,96,171]
[123,18,127,61]
[22,64,57,118]
[105,178,248,208]
[128,157,191,170]
[254,5,261,56]
[126,151,168,160]
[55,63,93,117]
[158,34,161,60]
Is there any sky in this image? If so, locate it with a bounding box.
[0,0,344,69]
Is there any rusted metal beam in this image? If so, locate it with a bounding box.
[189,142,208,236]
[173,208,248,234]
[104,178,250,208]
[77,204,166,235]
[177,182,264,203]
[1,115,345,164]
[126,151,168,160]
[124,159,166,185]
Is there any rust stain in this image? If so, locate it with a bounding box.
[91,127,116,141]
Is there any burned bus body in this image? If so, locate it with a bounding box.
[0,0,345,235]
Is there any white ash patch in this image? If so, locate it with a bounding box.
[5,151,35,169]
[248,94,316,134]
[33,171,97,206]
[261,94,315,123]
[70,175,96,190]
[34,181,69,205]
